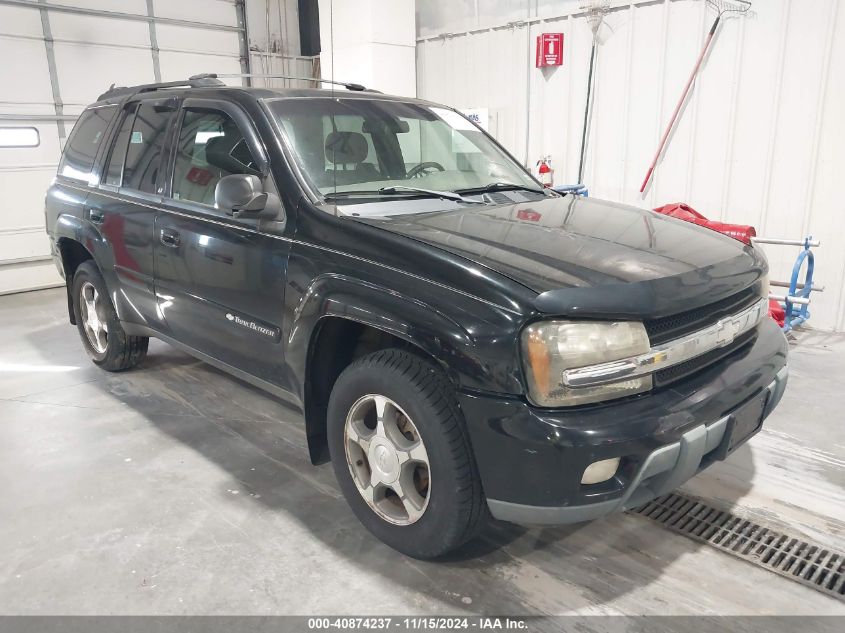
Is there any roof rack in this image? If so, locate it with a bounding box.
[190,73,371,92]
[96,72,374,103]
[97,75,225,102]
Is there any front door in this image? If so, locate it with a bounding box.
[153,99,290,386]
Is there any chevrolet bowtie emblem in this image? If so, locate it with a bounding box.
[714,319,738,347]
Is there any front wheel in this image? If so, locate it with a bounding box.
[327,348,487,558]
[71,261,148,371]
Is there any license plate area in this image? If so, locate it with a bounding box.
[711,392,769,460]
[727,392,769,454]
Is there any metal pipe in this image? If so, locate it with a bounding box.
[234,0,252,84]
[769,294,811,306]
[752,237,821,247]
[0,114,78,121]
[145,0,162,83]
[771,280,824,292]
[0,0,243,33]
[577,39,597,185]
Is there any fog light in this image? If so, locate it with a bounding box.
[581,458,620,485]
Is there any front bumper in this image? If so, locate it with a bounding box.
[458,318,788,525]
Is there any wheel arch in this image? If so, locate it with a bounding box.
[290,274,475,465]
[56,235,95,325]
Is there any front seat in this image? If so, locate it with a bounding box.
[324,131,378,186]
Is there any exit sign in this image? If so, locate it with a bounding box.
[536,33,564,68]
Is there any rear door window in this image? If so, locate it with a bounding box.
[122,102,175,194]
[103,106,136,187]
[58,106,116,182]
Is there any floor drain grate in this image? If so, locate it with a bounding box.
[630,492,845,602]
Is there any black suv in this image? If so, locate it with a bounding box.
[45,75,788,558]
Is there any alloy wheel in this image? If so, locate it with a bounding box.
[79,281,108,354]
[344,394,431,525]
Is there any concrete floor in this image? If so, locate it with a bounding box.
[1,287,843,616]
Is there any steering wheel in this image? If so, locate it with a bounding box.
[407,161,445,179]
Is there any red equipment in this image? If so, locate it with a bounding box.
[768,300,785,328]
[652,202,782,325]
[537,157,554,188]
[653,203,756,245]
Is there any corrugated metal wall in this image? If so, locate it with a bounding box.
[417,0,845,331]
[0,0,315,295]
[0,0,249,294]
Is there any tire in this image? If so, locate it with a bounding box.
[327,348,487,558]
[71,260,148,371]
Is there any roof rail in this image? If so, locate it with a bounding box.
[190,73,371,92]
[97,75,225,102]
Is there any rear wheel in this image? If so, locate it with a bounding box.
[327,348,487,558]
[72,261,148,371]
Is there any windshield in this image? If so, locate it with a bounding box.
[267,97,540,204]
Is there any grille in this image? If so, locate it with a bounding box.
[654,329,755,387]
[631,492,845,602]
[645,287,759,345]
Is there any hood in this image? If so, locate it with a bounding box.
[354,195,766,319]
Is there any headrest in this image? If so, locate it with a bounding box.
[325,131,368,164]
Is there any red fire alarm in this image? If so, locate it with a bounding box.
[536,33,564,68]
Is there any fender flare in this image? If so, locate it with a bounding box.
[53,213,112,274]
[288,273,476,394]
[287,274,482,463]
[52,213,111,323]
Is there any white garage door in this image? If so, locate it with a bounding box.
[0,0,248,295]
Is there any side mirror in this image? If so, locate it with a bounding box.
[215,174,279,219]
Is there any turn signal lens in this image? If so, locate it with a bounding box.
[525,329,551,396]
[581,458,621,485]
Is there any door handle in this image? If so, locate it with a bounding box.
[160,229,181,248]
[88,210,105,225]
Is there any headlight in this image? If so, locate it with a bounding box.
[521,321,652,407]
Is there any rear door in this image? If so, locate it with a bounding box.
[47,104,116,280]
[84,97,177,330]
[154,98,290,386]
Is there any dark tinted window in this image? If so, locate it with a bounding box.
[172,108,259,206]
[103,106,136,186]
[58,106,116,182]
[123,102,175,194]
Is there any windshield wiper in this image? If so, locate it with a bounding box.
[377,185,486,204]
[456,182,546,195]
[323,186,485,204]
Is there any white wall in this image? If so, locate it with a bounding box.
[245,0,302,56]
[417,0,845,332]
[319,0,416,97]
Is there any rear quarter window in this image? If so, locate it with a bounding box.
[58,105,117,183]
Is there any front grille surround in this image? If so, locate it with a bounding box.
[562,297,767,392]
[645,287,760,346]
[653,329,756,387]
